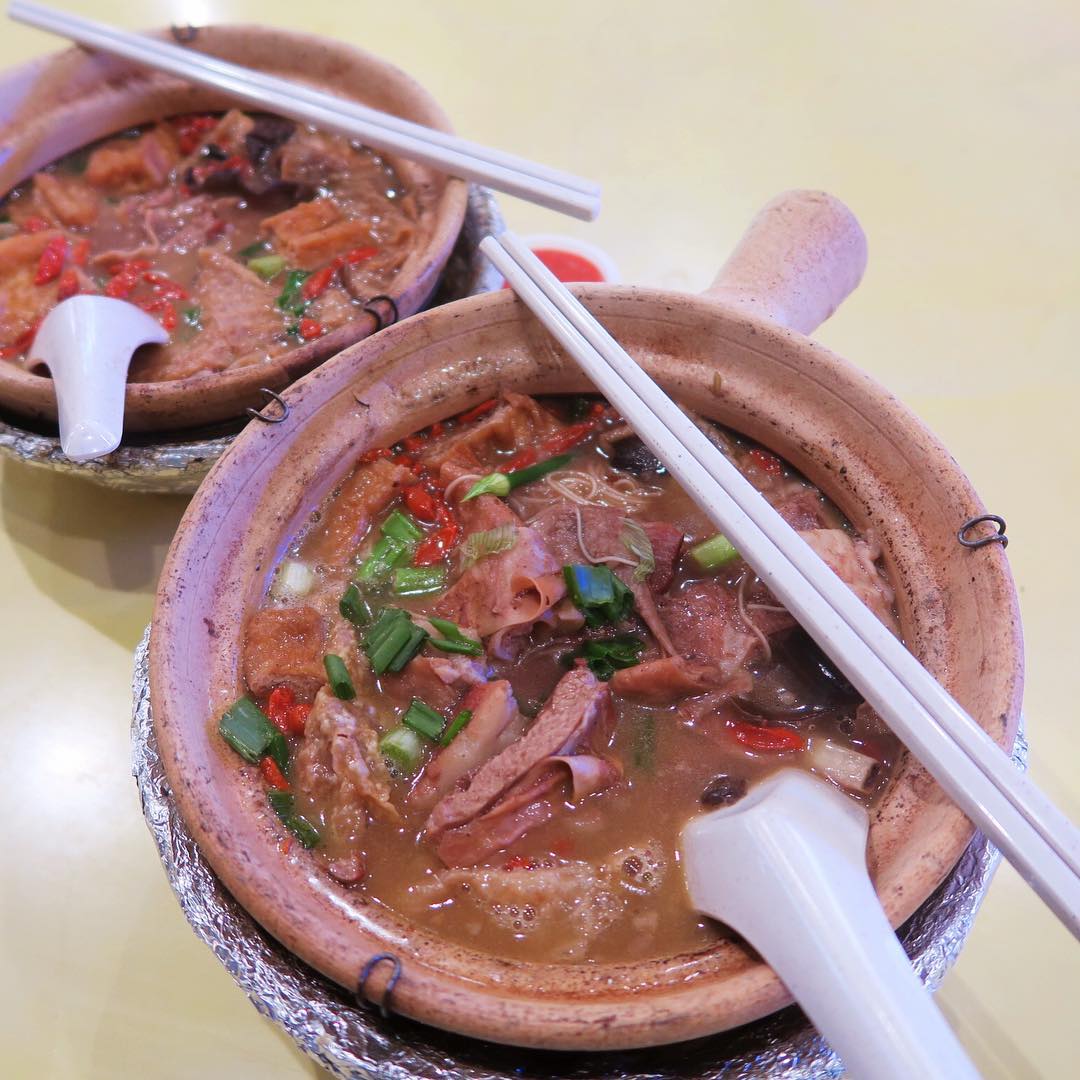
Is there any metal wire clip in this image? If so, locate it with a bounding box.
[356,952,402,1019]
[958,514,1008,549]
[246,388,290,424]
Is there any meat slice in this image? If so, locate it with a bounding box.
[391,652,489,712]
[292,687,398,884]
[85,127,180,194]
[306,457,416,566]
[277,129,354,187]
[435,521,565,657]
[610,656,722,702]
[426,666,616,844]
[773,487,830,531]
[129,249,281,381]
[799,529,899,633]
[32,172,101,227]
[242,605,327,698]
[261,196,374,269]
[409,681,524,810]
[529,501,682,595]
[423,392,564,477]
[657,578,769,682]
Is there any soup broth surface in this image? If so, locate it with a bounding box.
[226,393,901,963]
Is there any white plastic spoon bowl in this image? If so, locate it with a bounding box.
[681,769,980,1080]
[31,295,168,462]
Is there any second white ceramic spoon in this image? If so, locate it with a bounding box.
[681,769,980,1080]
[31,295,168,462]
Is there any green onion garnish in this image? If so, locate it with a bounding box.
[248,253,286,280]
[564,634,646,680]
[362,608,429,675]
[621,519,656,582]
[276,269,311,315]
[324,654,356,699]
[427,616,483,656]
[563,564,636,628]
[339,583,374,627]
[218,697,277,763]
[239,240,269,259]
[461,453,574,502]
[379,725,424,772]
[267,790,320,848]
[402,698,445,740]
[392,565,447,596]
[181,306,201,329]
[355,535,410,585]
[381,510,424,543]
[440,708,473,746]
[690,533,740,571]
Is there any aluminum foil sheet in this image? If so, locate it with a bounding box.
[132,629,1028,1078]
[0,184,504,495]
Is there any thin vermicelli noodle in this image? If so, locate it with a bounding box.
[518,465,664,520]
[573,505,636,567]
[737,572,772,663]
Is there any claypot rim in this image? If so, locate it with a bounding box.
[0,24,468,431]
[150,282,1023,1050]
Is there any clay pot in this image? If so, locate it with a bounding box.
[151,191,1022,1050]
[0,25,467,432]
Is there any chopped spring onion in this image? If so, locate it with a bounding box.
[427,616,484,656]
[564,634,646,680]
[181,306,201,329]
[324,654,356,699]
[440,708,473,746]
[402,698,445,740]
[355,535,412,585]
[459,525,517,569]
[563,564,635,628]
[238,239,269,259]
[690,533,740,571]
[219,697,277,764]
[276,269,311,314]
[807,738,881,793]
[266,729,290,777]
[461,453,574,502]
[247,253,286,280]
[379,725,424,772]
[339,583,374,627]
[270,558,315,600]
[267,790,320,848]
[381,510,424,543]
[392,565,447,596]
[362,608,429,675]
[620,520,656,582]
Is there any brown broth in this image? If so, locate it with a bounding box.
[248,397,902,963]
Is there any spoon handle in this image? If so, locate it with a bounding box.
[682,770,979,1080]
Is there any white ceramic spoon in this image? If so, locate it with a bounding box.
[681,769,980,1080]
[32,295,168,462]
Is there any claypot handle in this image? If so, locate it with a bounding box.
[703,190,868,334]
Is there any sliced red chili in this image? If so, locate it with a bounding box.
[260,756,291,792]
[266,686,295,733]
[346,245,379,264]
[429,421,446,438]
[22,216,51,233]
[413,522,461,566]
[403,485,439,522]
[731,721,805,753]
[71,238,90,266]
[301,264,337,301]
[56,269,80,301]
[298,318,324,340]
[144,272,189,301]
[285,703,311,735]
[457,398,498,424]
[748,447,783,476]
[108,260,151,276]
[359,447,393,463]
[105,272,138,299]
[538,420,597,456]
[34,235,67,285]
[401,434,426,453]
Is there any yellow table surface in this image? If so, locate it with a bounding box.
[3,2,1078,1077]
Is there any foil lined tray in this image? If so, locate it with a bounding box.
[132,629,1028,1078]
[0,184,504,495]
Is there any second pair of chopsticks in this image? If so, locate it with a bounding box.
[8,0,601,221]
[481,231,1080,939]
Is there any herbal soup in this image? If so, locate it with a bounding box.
[220,393,901,963]
[0,110,420,379]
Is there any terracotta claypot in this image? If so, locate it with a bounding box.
[150,191,1023,1050]
[0,25,467,432]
